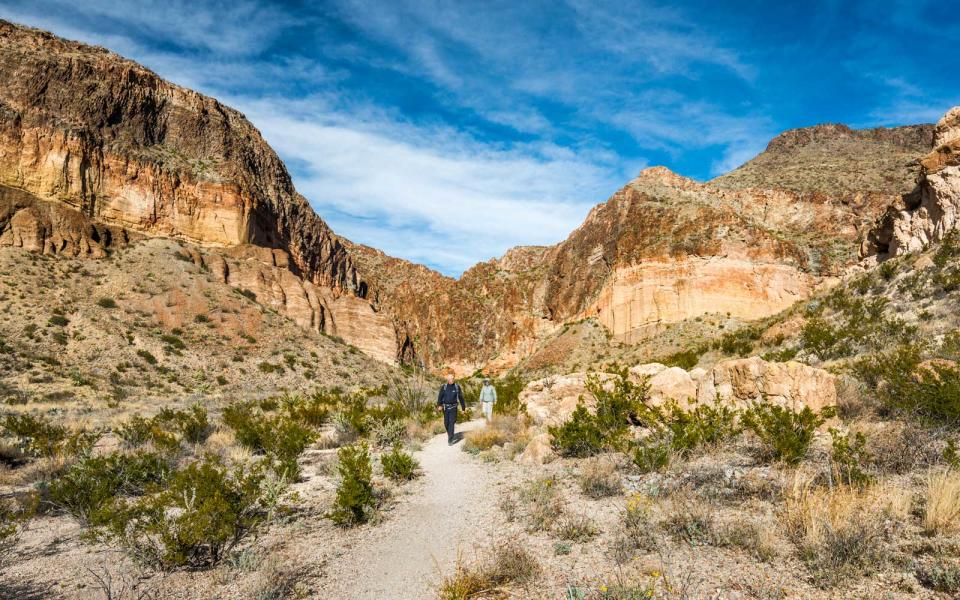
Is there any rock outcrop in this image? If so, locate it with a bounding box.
[863,107,960,258]
[0,184,132,257]
[521,357,838,426]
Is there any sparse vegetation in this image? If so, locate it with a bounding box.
[742,403,834,464]
[381,444,419,481]
[329,442,375,526]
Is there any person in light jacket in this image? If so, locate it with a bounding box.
[479,378,496,422]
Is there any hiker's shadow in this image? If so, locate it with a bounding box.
[452,432,465,444]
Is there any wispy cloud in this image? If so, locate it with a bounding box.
[0,0,953,274]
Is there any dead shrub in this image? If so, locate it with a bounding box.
[437,541,541,599]
[577,455,622,499]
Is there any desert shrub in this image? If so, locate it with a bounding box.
[714,325,761,356]
[0,494,36,552]
[116,404,210,453]
[282,392,331,427]
[49,451,171,525]
[829,429,873,487]
[518,476,565,532]
[48,314,69,327]
[610,494,658,564]
[329,443,375,526]
[438,541,541,600]
[917,558,960,594]
[659,347,703,370]
[578,456,622,499]
[632,436,672,473]
[658,398,741,454]
[160,334,185,350]
[136,349,157,365]
[742,403,833,464]
[550,369,649,458]
[222,402,314,477]
[381,444,418,482]
[100,458,276,569]
[556,512,597,542]
[97,297,118,309]
[157,404,210,445]
[549,404,606,458]
[924,468,960,536]
[855,346,960,425]
[370,418,406,448]
[116,414,179,453]
[493,374,525,416]
[2,414,96,459]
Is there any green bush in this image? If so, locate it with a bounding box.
[829,429,872,487]
[549,369,650,458]
[632,437,671,473]
[101,458,275,569]
[549,403,607,458]
[116,404,210,453]
[48,315,69,327]
[1,414,97,459]
[493,375,525,416]
[222,402,314,478]
[381,444,419,481]
[658,398,740,454]
[97,297,118,309]
[136,349,157,365]
[855,346,960,425]
[329,443,375,526]
[742,403,834,464]
[49,451,171,525]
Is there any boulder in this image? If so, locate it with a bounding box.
[696,356,837,413]
[516,433,556,466]
[521,357,838,425]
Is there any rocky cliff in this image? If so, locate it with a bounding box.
[862,108,960,259]
[0,20,947,374]
[0,20,402,361]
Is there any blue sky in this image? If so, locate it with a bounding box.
[1,0,958,275]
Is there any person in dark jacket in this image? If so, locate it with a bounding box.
[437,371,466,445]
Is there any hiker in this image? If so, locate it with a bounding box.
[479,378,496,422]
[437,371,466,445]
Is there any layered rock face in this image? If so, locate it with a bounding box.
[371,156,910,370]
[521,358,838,426]
[0,21,400,361]
[0,21,357,291]
[863,107,960,258]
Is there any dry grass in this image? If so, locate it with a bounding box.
[462,416,529,456]
[437,541,541,600]
[924,468,960,536]
[517,476,565,533]
[577,455,622,499]
[609,494,658,564]
[781,475,908,586]
[718,515,780,562]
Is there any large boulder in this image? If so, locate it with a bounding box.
[515,432,556,465]
[696,356,837,413]
[521,357,837,425]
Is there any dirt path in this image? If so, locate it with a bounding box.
[313,419,503,599]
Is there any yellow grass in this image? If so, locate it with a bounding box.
[924,468,960,535]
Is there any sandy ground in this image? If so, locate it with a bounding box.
[313,419,505,599]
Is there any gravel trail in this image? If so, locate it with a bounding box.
[314,419,501,599]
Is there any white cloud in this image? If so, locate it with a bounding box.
[235,96,627,274]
